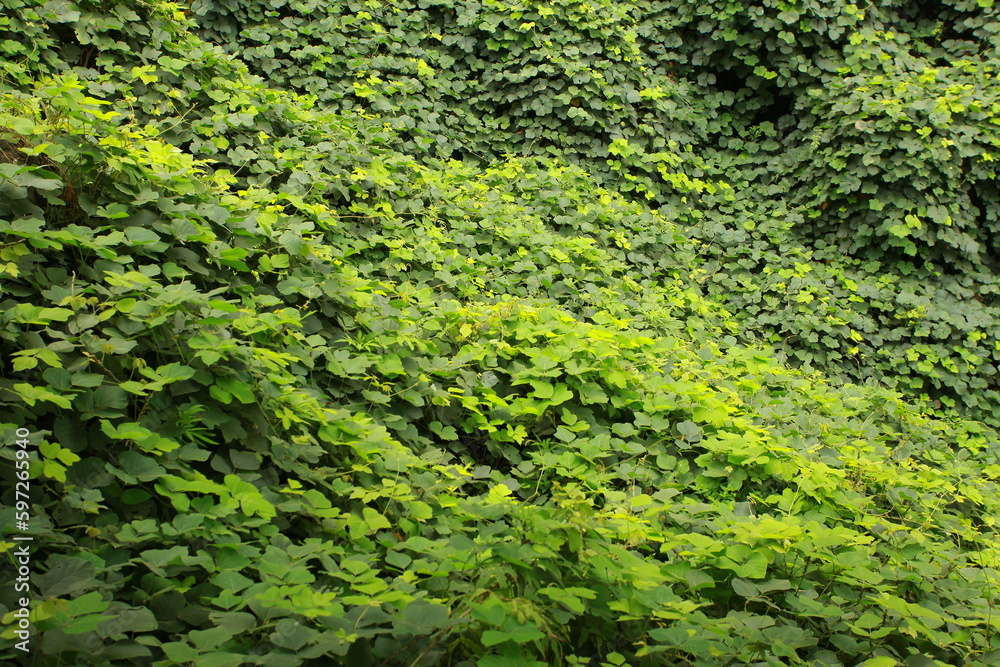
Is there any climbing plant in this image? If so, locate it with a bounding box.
[0,1,999,666]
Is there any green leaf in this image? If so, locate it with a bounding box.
[215,377,255,404]
[97,203,131,219]
[63,612,107,634]
[155,363,196,382]
[529,380,553,399]
[853,612,883,630]
[397,600,451,635]
[209,384,233,404]
[117,451,166,482]
[471,598,507,627]
[579,382,608,404]
[67,591,109,617]
[857,658,898,667]
[481,630,512,647]
[119,380,149,395]
[209,612,257,635]
[482,623,544,646]
[13,383,72,408]
[189,626,234,651]
[213,571,254,594]
[409,501,433,520]
[162,643,199,663]
[549,383,573,405]
[215,547,251,571]
[35,556,96,597]
[692,404,727,425]
[97,608,157,638]
[12,356,36,371]
[362,507,391,532]
[101,420,153,441]
[4,117,36,135]
[224,475,276,519]
[271,618,317,650]
[731,578,759,598]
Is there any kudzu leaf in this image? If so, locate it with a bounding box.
[214,378,255,404]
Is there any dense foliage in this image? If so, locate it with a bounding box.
[188,0,1000,424]
[0,1,998,666]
